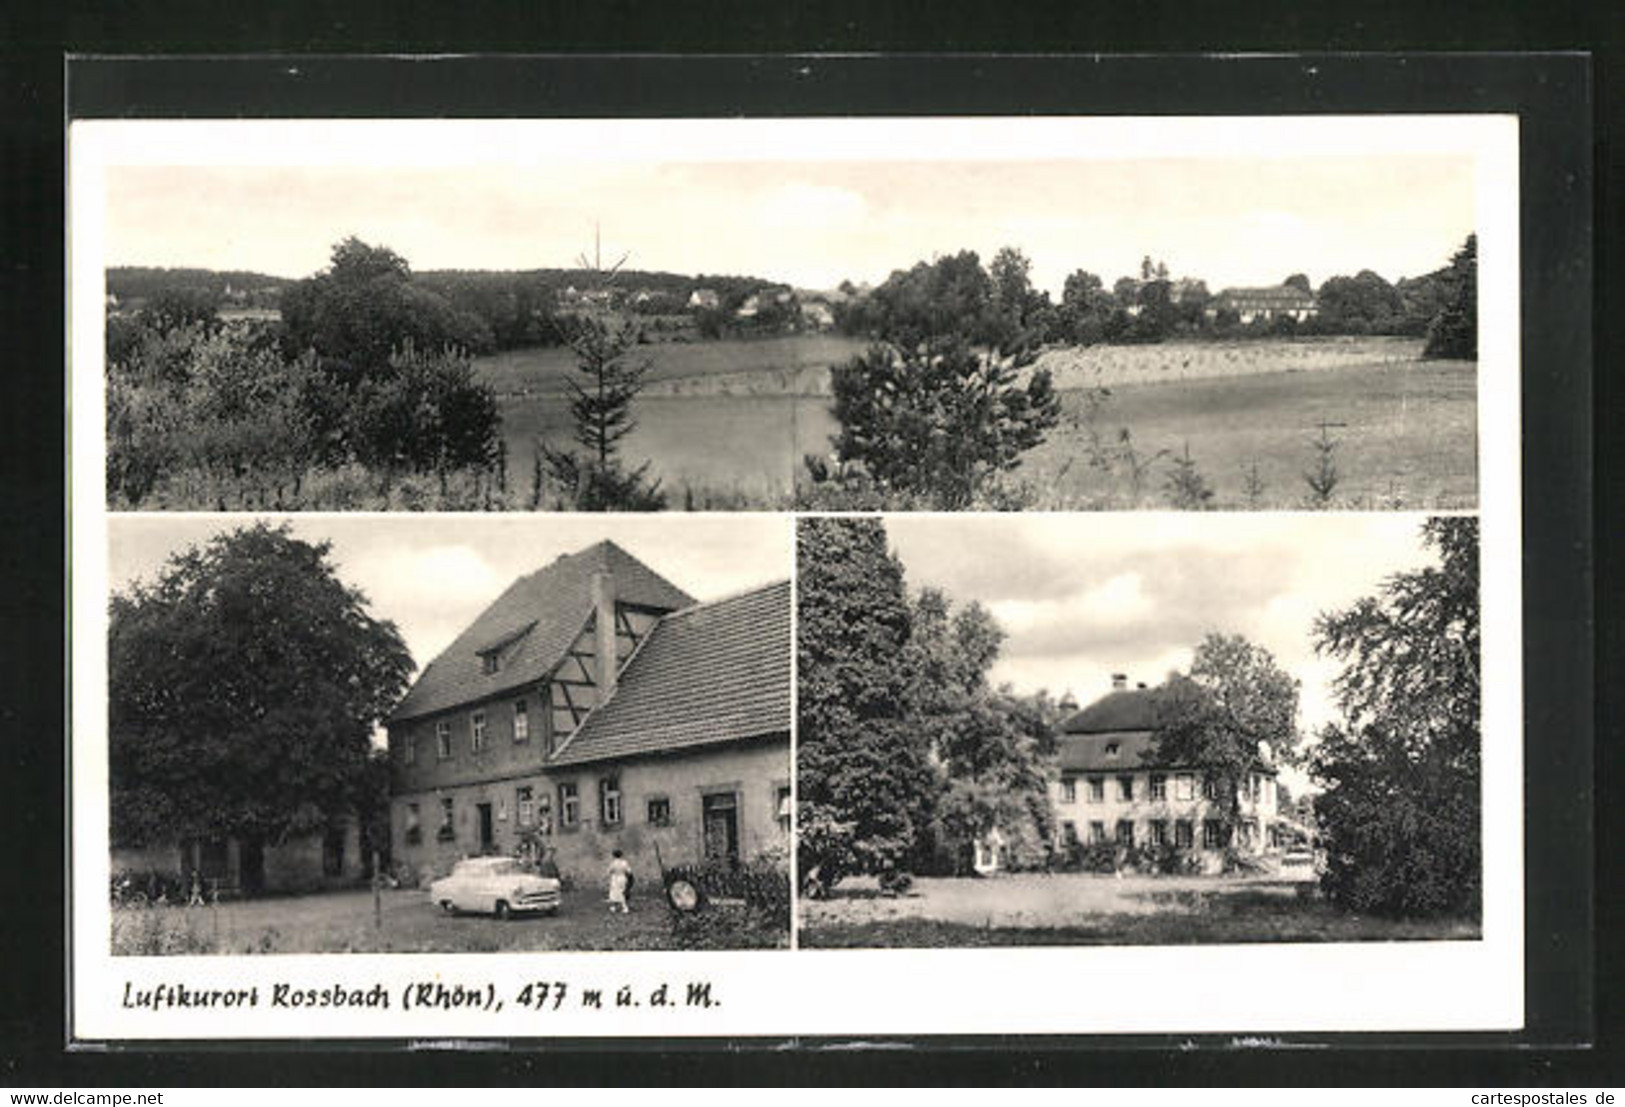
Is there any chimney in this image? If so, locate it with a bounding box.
[1111,673,1127,691]
[591,569,618,704]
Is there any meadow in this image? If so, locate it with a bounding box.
[480,333,1477,510]
[799,873,1480,947]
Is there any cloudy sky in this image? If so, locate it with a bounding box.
[884,513,1441,743]
[104,153,1474,298]
[106,515,790,682]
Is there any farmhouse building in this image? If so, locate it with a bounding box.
[111,818,365,898]
[1209,285,1318,324]
[1046,675,1282,875]
[386,541,791,885]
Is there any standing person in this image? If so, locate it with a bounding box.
[606,849,632,913]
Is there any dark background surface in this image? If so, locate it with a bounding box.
[1,6,1613,1087]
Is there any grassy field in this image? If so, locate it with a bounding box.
[480,334,1476,510]
[111,883,787,955]
[799,873,1479,948]
[1022,356,1479,509]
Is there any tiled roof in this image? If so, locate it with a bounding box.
[1056,731,1166,772]
[1060,687,1170,734]
[547,580,791,768]
[1056,685,1275,774]
[388,541,695,723]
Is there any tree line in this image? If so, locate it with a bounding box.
[833,237,1478,357]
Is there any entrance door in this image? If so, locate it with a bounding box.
[477,803,495,854]
[238,838,265,895]
[701,792,739,866]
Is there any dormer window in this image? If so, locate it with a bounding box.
[1104,742,1120,758]
[482,653,499,675]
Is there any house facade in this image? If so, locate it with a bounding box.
[1047,675,1281,875]
[386,541,791,886]
[1209,285,1319,323]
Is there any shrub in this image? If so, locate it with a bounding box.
[827,340,1060,509]
[110,868,188,906]
[111,909,218,956]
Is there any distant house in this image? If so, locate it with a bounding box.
[386,541,791,885]
[800,301,835,329]
[687,288,720,310]
[1209,285,1318,324]
[1046,675,1283,875]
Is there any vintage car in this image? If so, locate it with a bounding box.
[428,857,562,918]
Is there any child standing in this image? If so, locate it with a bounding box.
[606,849,632,913]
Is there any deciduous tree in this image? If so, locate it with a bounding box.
[109,524,414,852]
[1310,516,1480,917]
[1151,634,1301,850]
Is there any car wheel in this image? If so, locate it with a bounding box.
[494,900,510,920]
[665,878,704,913]
[439,899,456,915]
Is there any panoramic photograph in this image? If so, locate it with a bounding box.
[99,148,1478,512]
[104,515,792,953]
[796,512,1481,947]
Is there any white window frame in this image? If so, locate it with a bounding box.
[513,700,529,742]
[435,720,452,760]
[517,786,534,828]
[559,782,580,829]
[1149,774,1166,801]
[1087,776,1105,803]
[402,734,415,766]
[599,776,622,826]
[470,710,487,752]
[1175,774,1194,801]
[1117,775,1134,802]
[1060,777,1077,804]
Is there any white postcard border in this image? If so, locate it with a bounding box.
[69,114,1522,1040]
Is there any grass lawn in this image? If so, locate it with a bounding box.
[112,883,787,955]
[799,874,1479,948]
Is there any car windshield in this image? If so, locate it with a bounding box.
[460,858,521,876]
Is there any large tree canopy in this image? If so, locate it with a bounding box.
[904,587,1055,874]
[280,236,493,373]
[109,524,414,849]
[1310,516,1480,917]
[1151,633,1301,844]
